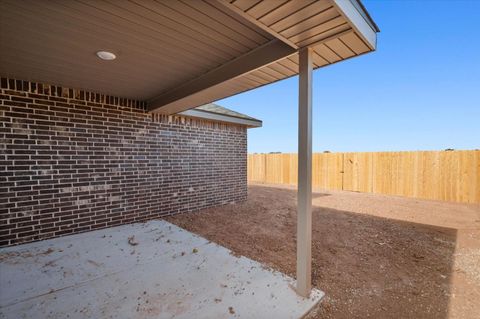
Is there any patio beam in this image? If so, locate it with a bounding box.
[209,0,299,50]
[296,47,313,297]
[147,39,295,113]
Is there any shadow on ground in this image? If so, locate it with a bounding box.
[312,193,331,199]
[167,185,459,319]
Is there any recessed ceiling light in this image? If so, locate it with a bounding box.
[96,51,116,61]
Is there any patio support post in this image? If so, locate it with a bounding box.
[296,47,313,297]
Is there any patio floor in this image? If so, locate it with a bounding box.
[0,220,323,319]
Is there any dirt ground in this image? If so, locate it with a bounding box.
[167,184,480,319]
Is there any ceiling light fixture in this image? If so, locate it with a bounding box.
[96,51,116,61]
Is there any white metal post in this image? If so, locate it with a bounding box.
[296,47,313,297]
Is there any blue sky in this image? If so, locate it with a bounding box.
[218,0,480,153]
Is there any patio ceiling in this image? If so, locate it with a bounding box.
[0,0,379,114]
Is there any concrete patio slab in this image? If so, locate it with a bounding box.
[0,220,323,319]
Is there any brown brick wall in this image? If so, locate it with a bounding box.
[0,78,247,247]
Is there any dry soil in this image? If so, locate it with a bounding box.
[167,184,480,319]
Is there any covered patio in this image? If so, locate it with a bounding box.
[0,220,323,318]
[0,0,379,317]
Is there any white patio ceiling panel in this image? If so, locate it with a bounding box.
[0,0,378,114]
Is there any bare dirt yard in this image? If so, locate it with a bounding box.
[167,184,480,319]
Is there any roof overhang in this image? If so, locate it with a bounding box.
[0,0,378,114]
[180,108,262,128]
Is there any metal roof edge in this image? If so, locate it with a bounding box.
[351,0,380,32]
[333,0,378,50]
[179,108,262,128]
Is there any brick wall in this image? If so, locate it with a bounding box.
[0,78,247,247]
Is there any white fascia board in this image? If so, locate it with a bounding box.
[333,0,378,50]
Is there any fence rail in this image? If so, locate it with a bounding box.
[248,150,480,204]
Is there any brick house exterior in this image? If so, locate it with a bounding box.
[0,78,260,247]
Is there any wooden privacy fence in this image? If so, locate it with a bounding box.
[248,150,480,204]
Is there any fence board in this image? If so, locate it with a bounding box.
[247,150,480,203]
